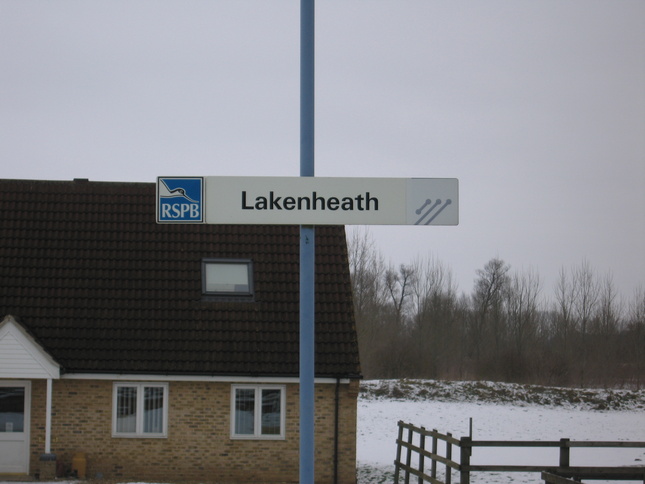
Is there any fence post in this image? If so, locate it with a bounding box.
[419,427,426,484]
[459,436,472,484]
[431,430,438,479]
[394,421,404,483]
[559,438,570,469]
[405,426,414,484]
[446,432,453,484]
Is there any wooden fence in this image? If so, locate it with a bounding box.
[393,421,645,484]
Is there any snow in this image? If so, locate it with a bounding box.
[357,380,645,484]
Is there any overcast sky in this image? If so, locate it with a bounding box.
[2,0,644,301]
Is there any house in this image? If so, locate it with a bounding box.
[0,178,361,483]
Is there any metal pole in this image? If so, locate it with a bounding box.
[300,0,315,482]
[301,0,315,178]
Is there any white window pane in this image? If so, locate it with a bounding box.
[143,387,164,434]
[234,389,255,435]
[116,387,137,433]
[261,389,281,436]
[205,263,249,293]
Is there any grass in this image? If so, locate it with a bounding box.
[360,379,645,410]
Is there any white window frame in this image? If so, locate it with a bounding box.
[202,258,254,299]
[112,382,168,438]
[230,385,286,440]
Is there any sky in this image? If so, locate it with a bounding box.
[2,0,644,302]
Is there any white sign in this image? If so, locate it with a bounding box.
[199,176,458,226]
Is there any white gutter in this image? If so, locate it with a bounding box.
[45,378,52,454]
[61,373,352,384]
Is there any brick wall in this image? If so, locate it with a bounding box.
[29,378,358,483]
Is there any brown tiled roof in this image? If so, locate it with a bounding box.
[0,179,361,378]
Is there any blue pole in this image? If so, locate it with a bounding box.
[301,0,315,178]
[299,226,315,483]
[300,0,315,482]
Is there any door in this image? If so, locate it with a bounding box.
[0,381,31,474]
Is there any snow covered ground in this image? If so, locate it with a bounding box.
[357,380,645,484]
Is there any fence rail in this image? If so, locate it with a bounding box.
[393,421,645,484]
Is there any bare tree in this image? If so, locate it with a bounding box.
[346,228,389,378]
[408,255,459,378]
[347,228,386,321]
[470,258,510,375]
[505,268,542,380]
[572,260,600,386]
[626,286,645,388]
[595,273,622,335]
[590,273,624,385]
[553,267,576,352]
[547,267,579,384]
[347,228,641,385]
[573,260,600,335]
[377,263,417,376]
[384,264,416,322]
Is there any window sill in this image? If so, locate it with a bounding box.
[230,434,285,441]
[112,433,168,439]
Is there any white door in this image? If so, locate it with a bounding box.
[0,381,31,474]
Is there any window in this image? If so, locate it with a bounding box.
[113,383,168,438]
[202,259,254,299]
[0,386,25,433]
[231,385,285,439]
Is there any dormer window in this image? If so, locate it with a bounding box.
[202,259,254,299]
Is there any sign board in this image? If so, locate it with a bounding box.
[157,176,458,226]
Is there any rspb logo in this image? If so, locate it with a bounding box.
[157,177,204,223]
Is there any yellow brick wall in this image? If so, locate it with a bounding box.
[28,378,358,484]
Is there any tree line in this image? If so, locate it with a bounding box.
[348,230,645,388]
